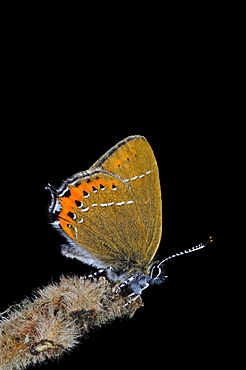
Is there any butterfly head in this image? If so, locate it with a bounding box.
[110,236,213,298]
[106,260,167,296]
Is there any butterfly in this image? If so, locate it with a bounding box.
[47,135,212,302]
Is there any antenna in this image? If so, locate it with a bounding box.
[152,236,213,281]
[45,183,57,194]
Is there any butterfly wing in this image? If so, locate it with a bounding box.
[49,136,161,272]
[91,135,162,264]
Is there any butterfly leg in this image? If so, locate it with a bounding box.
[118,280,149,307]
[115,275,136,294]
[115,282,127,294]
[122,293,141,307]
[85,269,106,280]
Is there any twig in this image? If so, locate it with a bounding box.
[0,275,142,369]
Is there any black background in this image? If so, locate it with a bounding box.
[1,13,235,369]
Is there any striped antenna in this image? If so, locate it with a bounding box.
[152,236,213,281]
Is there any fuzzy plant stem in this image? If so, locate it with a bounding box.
[0,275,142,370]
